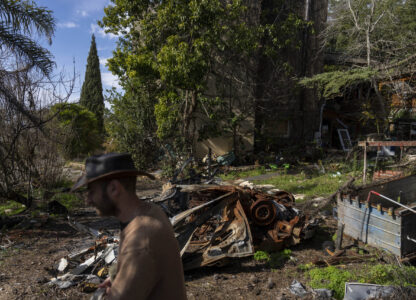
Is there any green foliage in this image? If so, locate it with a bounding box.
[254,249,292,268]
[0,201,26,216]
[298,262,314,271]
[307,264,416,300]
[101,0,259,154]
[51,103,101,159]
[254,250,270,262]
[100,0,311,161]
[105,88,160,169]
[300,68,377,99]
[363,264,416,287]
[80,34,105,134]
[308,266,355,299]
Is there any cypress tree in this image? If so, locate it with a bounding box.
[80,34,104,134]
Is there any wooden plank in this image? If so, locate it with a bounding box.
[358,141,416,147]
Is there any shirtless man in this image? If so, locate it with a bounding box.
[72,153,187,300]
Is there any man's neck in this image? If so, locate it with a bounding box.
[116,194,142,223]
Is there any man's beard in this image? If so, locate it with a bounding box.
[95,188,118,217]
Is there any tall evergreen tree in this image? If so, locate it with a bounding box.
[80,34,104,134]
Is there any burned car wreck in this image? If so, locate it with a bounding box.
[154,185,318,270]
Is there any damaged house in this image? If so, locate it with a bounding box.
[194,0,329,158]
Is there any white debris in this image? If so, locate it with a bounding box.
[255,184,275,191]
[267,188,281,195]
[293,194,305,200]
[86,275,101,285]
[70,251,104,275]
[57,258,68,272]
[233,179,245,184]
[104,249,116,264]
[239,181,254,189]
[68,247,91,259]
[56,281,74,289]
[289,280,309,297]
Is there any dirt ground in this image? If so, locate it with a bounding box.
[0,179,338,300]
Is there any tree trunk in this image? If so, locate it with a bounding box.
[183,90,197,151]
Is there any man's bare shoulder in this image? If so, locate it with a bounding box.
[122,202,173,247]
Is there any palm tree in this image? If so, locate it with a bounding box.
[0,0,55,75]
[0,0,56,125]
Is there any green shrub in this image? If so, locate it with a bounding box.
[254,249,292,268]
[51,103,101,159]
[307,266,355,299]
[307,264,416,300]
[364,264,416,287]
[254,250,270,261]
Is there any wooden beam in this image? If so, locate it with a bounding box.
[358,141,416,147]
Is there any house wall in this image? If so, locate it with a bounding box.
[195,0,328,158]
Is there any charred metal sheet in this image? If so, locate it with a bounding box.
[337,174,416,258]
[181,199,253,270]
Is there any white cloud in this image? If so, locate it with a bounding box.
[75,0,109,16]
[58,22,79,29]
[76,10,88,17]
[90,24,118,40]
[99,57,109,66]
[101,72,120,89]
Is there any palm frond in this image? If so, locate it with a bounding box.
[0,23,55,75]
[0,0,55,44]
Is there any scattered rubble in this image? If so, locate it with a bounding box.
[47,219,119,291]
[289,280,333,299]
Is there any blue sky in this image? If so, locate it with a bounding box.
[35,0,119,103]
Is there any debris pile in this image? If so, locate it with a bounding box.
[155,184,318,270]
[49,184,318,290]
[48,219,118,291]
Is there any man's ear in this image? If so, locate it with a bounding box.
[107,179,121,198]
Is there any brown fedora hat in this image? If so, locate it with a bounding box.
[71,153,154,192]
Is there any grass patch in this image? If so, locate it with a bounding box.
[256,172,351,199]
[220,163,364,200]
[220,167,267,180]
[305,264,416,299]
[51,193,84,211]
[361,264,416,286]
[0,201,26,216]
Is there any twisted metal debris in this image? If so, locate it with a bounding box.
[155,185,317,270]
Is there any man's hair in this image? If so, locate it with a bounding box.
[117,176,137,193]
[99,176,137,194]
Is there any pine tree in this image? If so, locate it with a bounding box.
[80,34,104,134]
